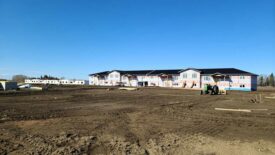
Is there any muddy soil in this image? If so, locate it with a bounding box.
[0,86,275,155]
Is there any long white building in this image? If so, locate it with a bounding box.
[89,68,258,91]
[25,79,88,85]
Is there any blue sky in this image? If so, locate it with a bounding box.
[0,0,274,79]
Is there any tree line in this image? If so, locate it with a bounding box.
[38,75,60,80]
[258,73,274,87]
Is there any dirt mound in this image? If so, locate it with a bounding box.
[3,133,274,155]
[2,132,96,155]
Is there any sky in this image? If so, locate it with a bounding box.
[0,0,274,80]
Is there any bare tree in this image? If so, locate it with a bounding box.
[12,75,28,83]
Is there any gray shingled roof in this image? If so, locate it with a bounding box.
[180,68,257,76]
[89,68,257,76]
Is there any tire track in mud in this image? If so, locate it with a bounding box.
[152,98,275,140]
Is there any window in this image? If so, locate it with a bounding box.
[182,73,187,79]
[240,76,245,79]
[115,75,119,78]
[204,76,211,81]
[240,84,245,87]
[173,76,178,81]
[192,73,197,78]
[110,75,113,78]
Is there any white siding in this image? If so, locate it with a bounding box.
[88,69,257,91]
[179,70,201,88]
[108,71,121,86]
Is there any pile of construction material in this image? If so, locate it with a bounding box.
[265,93,275,99]
[0,79,46,91]
[18,84,45,91]
[118,87,139,91]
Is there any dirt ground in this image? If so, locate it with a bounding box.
[0,86,275,155]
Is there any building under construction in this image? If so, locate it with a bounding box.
[89,68,258,91]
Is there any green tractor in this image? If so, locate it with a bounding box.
[201,84,221,95]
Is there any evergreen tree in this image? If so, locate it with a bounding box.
[259,75,264,86]
[265,77,269,86]
[270,73,275,87]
